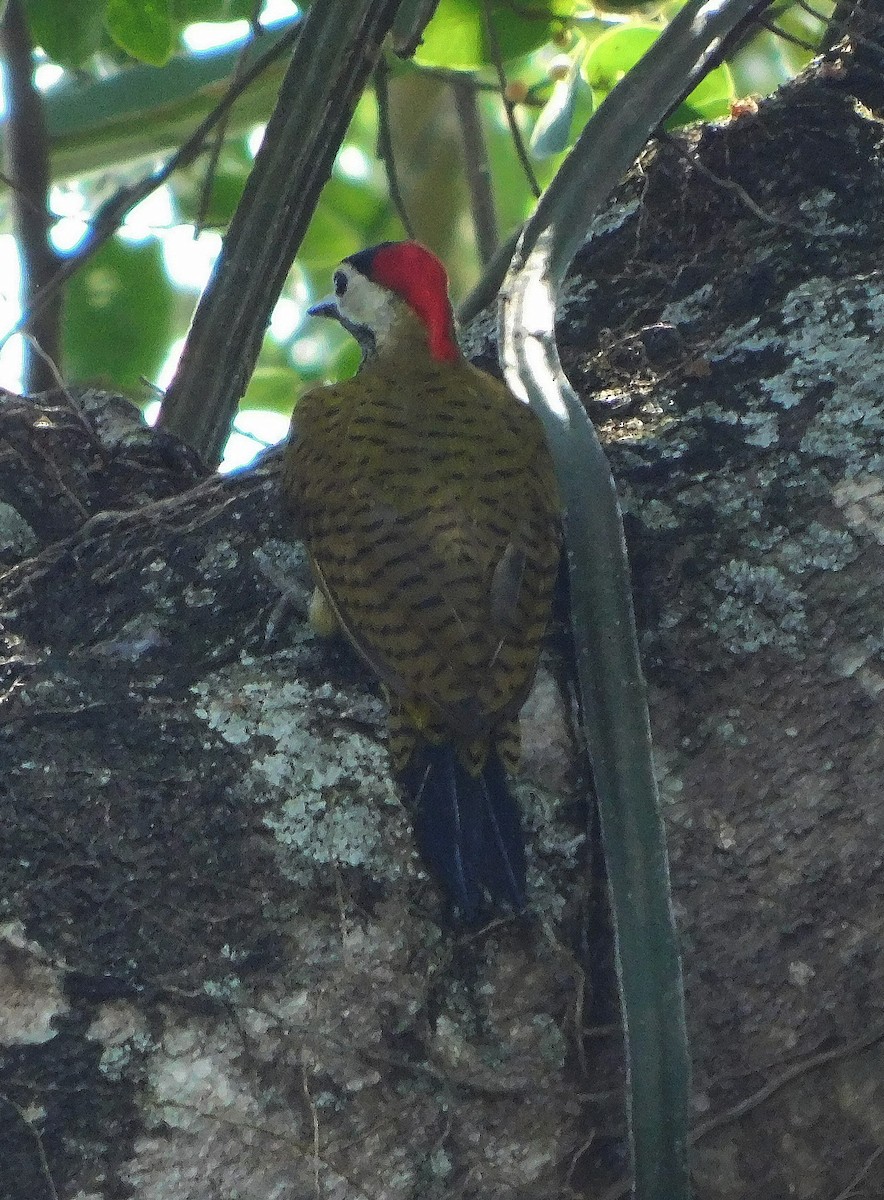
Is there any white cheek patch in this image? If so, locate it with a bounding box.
[339,271,395,343]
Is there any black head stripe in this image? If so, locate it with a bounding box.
[344,242,396,280]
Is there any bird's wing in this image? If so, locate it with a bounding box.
[307,485,504,735]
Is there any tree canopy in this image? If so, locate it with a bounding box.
[3,0,829,464]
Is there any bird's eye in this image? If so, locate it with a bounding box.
[333,270,348,297]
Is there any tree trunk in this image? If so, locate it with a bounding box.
[1,34,883,1200]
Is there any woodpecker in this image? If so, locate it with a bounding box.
[282,241,560,920]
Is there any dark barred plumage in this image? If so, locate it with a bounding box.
[282,242,560,919]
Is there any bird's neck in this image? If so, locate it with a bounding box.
[372,305,461,368]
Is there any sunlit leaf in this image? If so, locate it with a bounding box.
[584,23,734,125]
[330,335,362,382]
[415,0,577,70]
[106,0,174,66]
[22,0,820,431]
[670,55,735,125]
[322,174,387,233]
[242,365,300,416]
[298,204,362,270]
[23,0,107,67]
[484,99,534,232]
[589,0,671,12]
[728,18,814,98]
[64,238,173,390]
[583,24,659,95]
[531,62,592,158]
[175,140,253,228]
[170,0,257,21]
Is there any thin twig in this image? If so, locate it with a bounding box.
[832,1145,884,1200]
[301,1063,322,1199]
[456,222,521,323]
[755,14,820,49]
[564,1134,596,1192]
[0,0,61,391]
[0,1092,59,1200]
[20,332,107,456]
[820,0,884,55]
[450,74,499,263]
[793,0,831,23]
[657,130,825,235]
[481,0,540,198]
[158,0,404,463]
[0,18,302,358]
[22,333,75,402]
[691,1022,884,1143]
[195,120,235,237]
[0,167,203,235]
[0,170,56,223]
[374,57,415,239]
[196,19,267,235]
[600,1021,884,1200]
[403,62,518,92]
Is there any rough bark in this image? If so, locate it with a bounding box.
[2,32,884,1200]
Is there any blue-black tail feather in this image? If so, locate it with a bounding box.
[400,744,527,920]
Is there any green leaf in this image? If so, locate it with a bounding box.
[481,93,536,232]
[322,173,386,234]
[23,0,108,67]
[170,0,258,22]
[728,25,794,100]
[175,140,253,228]
[415,0,576,70]
[589,0,671,12]
[331,336,362,382]
[64,238,173,391]
[242,365,300,416]
[583,23,733,125]
[106,0,174,66]
[44,17,298,182]
[192,162,250,228]
[583,24,659,95]
[298,204,362,271]
[669,55,734,125]
[530,61,592,158]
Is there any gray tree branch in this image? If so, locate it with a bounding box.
[158,0,412,466]
[0,0,60,392]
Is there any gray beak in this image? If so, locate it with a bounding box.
[307,295,340,320]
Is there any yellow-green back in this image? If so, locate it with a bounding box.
[283,348,560,766]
